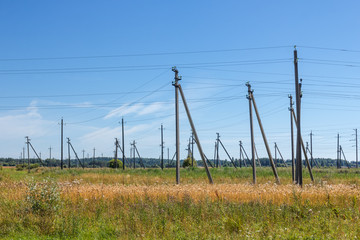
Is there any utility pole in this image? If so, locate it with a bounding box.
[82,150,85,167]
[160,124,164,170]
[114,138,118,169]
[172,67,181,184]
[49,146,52,160]
[93,148,96,168]
[122,117,125,170]
[246,83,256,183]
[167,147,170,167]
[354,129,358,168]
[191,131,194,167]
[67,138,71,169]
[239,141,242,168]
[310,131,314,168]
[246,82,279,183]
[289,95,295,182]
[26,136,30,173]
[337,133,340,169]
[131,140,136,168]
[23,147,25,165]
[294,47,302,186]
[60,118,64,170]
[216,133,220,168]
[174,67,213,183]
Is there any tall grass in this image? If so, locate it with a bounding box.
[0,167,360,239]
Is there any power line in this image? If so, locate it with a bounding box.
[0,46,293,62]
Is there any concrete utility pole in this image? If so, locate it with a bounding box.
[122,117,125,170]
[82,150,85,167]
[160,124,164,170]
[49,146,52,160]
[337,133,340,168]
[294,48,302,186]
[247,83,256,183]
[114,138,118,169]
[354,129,358,168]
[23,147,25,164]
[172,67,213,184]
[216,133,220,168]
[288,95,295,182]
[67,138,71,169]
[167,147,170,167]
[60,118,64,170]
[247,82,279,183]
[26,136,30,173]
[172,67,181,184]
[93,148,96,168]
[191,131,194,167]
[310,131,314,168]
[239,141,242,168]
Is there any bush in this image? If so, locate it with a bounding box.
[108,159,123,168]
[26,177,60,216]
[183,155,197,168]
[16,163,40,171]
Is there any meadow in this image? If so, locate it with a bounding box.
[0,166,360,239]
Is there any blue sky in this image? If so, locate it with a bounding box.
[1,1,360,162]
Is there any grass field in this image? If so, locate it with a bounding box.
[1,167,360,239]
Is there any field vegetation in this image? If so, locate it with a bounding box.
[1,167,360,239]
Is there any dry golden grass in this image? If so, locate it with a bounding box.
[2,179,359,207]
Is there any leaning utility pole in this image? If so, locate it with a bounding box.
[294,47,303,186]
[288,95,295,182]
[172,67,213,184]
[160,124,164,170]
[122,117,125,170]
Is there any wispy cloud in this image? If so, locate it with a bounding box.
[104,102,170,119]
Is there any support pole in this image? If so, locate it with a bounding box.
[239,141,242,168]
[218,139,237,168]
[337,133,340,169]
[93,148,95,168]
[191,131,194,167]
[216,133,220,168]
[246,83,256,183]
[114,138,118,169]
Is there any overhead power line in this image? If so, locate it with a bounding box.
[0,46,292,62]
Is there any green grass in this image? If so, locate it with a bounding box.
[1,167,360,239]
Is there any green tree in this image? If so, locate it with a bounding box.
[182,154,197,168]
[108,159,123,168]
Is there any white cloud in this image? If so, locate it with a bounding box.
[104,103,144,119]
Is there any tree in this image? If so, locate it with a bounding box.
[108,159,123,168]
[182,154,197,168]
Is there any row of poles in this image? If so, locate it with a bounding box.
[21,48,358,187]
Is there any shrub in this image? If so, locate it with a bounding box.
[26,177,60,216]
[108,159,123,168]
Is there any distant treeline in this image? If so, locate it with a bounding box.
[0,157,355,168]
